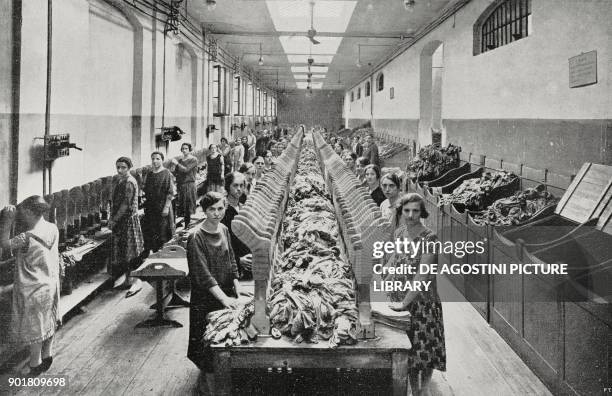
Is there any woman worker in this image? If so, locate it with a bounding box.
[364,164,386,206]
[379,173,402,232]
[109,156,145,296]
[221,172,253,279]
[0,196,61,375]
[142,151,175,257]
[205,144,225,193]
[387,193,446,393]
[171,143,198,228]
[187,192,241,394]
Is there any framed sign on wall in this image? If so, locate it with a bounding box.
[569,51,597,88]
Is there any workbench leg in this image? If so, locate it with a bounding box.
[392,352,411,396]
[213,350,232,395]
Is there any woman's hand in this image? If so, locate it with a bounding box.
[0,206,17,222]
[388,301,410,312]
[222,296,239,310]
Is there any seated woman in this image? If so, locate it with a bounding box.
[187,192,241,394]
[364,164,385,206]
[334,142,344,155]
[387,193,446,394]
[379,173,402,233]
[355,156,370,185]
[0,196,60,375]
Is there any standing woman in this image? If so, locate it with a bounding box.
[219,137,232,175]
[142,151,175,256]
[387,193,446,393]
[364,164,386,206]
[263,150,274,172]
[252,156,265,186]
[187,192,241,394]
[109,157,145,296]
[171,143,198,228]
[0,196,60,375]
[238,162,256,204]
[355,157,370,185]
[205,144,225,193]
[232,138,244,172]
[379,173,402,232]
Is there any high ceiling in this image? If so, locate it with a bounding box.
[189,0,458,91]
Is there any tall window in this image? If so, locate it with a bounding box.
[213,65,227,115]
[475,0,531,55]
[376,73,384,92]
[246,82,253,116]
[263,92,268,117]
[256,88,261,116]
[233,75,241,116]
[365,81,371,97]
[350,91,354,102]
[357,87,361,100]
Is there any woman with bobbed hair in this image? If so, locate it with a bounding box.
[0,196,61,375]
[142,151,175,262]
[109,156,145,295]
[379,172,403,232]
[187,192,241,394]
[206,144,225,193]
[171,143,198,228]
[386,193,445,394]
[364,164,385,206]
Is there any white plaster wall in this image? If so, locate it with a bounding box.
[346,0,612,122]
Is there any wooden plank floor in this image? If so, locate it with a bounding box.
[1,277,552,396]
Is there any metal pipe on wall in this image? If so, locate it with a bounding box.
[43,0,53,195]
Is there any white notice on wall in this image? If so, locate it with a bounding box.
[568,51,597,88]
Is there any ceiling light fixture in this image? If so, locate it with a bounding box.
[206,0,217,12]
[403,0,415,12]
[258,43,264,66]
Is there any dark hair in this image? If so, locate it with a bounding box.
[395,193,429,219]
[356,156,370,166]
[334,142,344,151]
[200,191,225,211]
[381,173,401,189]
[181,143,192,151]
[208,144,217,151]
[364,164,381,180]
[17,195,50,217]
[220,137,228,144]
[239,162,255,173]
[116,156,133,169]
[151,151,165,161]
[224,172,245,193]
[252,156,264,164]
[347,152,357,161]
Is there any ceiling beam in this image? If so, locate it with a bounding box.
[209,30,413,39]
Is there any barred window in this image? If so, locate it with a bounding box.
[365,81,371,97]
[376,73,384,92]
[475,0,531,55]
[357,87,361,100]
[350,91,354,102]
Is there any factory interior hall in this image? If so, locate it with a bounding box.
[0,0,611,395]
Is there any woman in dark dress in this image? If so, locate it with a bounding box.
[206,144,224,193]
[387,193,446,394]
[221,172,252,279]
[187,192,241,394]
[109,157,145,296]
[364,164,386,206]
[219,137,232,175]
[171,143,198,228]
[142,151,175,256]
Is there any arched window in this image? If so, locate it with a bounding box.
[357,87,361,100]
[474,0,531,55]
[350,91,354,102]
[376,73,384,92]
[365,81,371,97]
